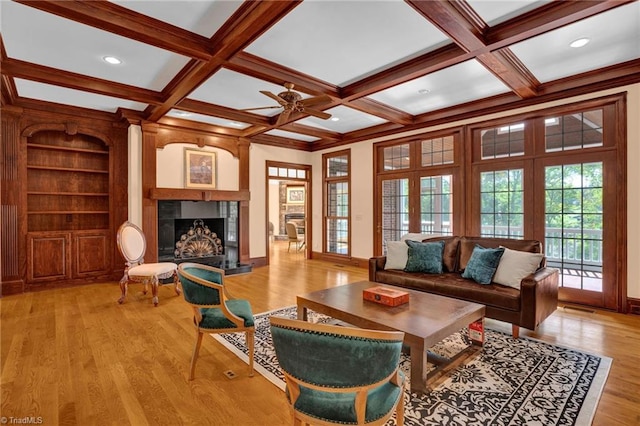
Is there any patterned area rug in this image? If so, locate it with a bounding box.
[212,306,611,426]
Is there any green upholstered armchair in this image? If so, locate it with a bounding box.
[270,316,406,426]
[177,262,255,380]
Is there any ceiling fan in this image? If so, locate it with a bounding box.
[242,82,331,126]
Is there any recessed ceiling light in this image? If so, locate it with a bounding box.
[569,38,590,48]
[228,121,244,127]
[173,110,191,117]
[330,117,340,122]
[418,89,430,95]
[102,56,122,65]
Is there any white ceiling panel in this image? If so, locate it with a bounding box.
[14,79,147,113]
[245,0,450,86]
[368,60,510,115]
[166,110,251,130]
[189,69,306,116]
[110,0,242,37]
[295,106,387,133]
[2,1,190,91]
[510,2,640,83]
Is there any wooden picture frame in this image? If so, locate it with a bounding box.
[287,186,305,204]
[185,148,216,189]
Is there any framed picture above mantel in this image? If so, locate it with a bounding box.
[185,148,216,189]
[286,186,305,204]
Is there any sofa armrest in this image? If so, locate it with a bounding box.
[519,267,559,330]
[369,256,386,281]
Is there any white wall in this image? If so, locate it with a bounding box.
[156,143,239,190]
[248,144,312,258]
[128,83,639,298]
[268,180,281,235]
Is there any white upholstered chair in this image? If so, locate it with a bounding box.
[285,221,305,252]
[116,221,180,306]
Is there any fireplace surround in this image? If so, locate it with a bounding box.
[157,200,251,275]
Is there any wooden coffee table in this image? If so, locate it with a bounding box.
[297,280,485,393]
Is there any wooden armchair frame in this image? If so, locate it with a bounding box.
[270,316,405,426]
[177,262,255,380]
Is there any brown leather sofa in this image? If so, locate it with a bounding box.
[369,236,559,338]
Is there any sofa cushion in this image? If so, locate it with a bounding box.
[421,236,460,272]
[404,240,444,273]
[462,245,505,284]
[493,247,544,289]
[458,237,541,271]
[384,240,408,270]
[372,270,521,311]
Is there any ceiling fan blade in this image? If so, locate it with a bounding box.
[300,94,331,107]
[304,108,331,120]
[261,90,288,106]
[240,105,283,111]
[276,109,292,126]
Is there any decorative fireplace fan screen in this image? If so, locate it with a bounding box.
[175,219,223,259]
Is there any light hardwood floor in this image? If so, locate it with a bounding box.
[2,240,640,425]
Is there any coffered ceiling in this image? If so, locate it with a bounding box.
[1,0,639,151]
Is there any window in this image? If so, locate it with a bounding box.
[420,175,452,235]
[479,169,524,238]
[480,122,525,159]
[381,178,409,243]
[545,110,603,152]
[382,143,410,170]
[323,150,350,255]
[469,97,623,310]
[375,130,461,253]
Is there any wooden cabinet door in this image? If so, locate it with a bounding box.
[73,230,110,278]
[27,232,72,282]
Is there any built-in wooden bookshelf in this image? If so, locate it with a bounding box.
[26,133,110,232]
[26,131,111,282]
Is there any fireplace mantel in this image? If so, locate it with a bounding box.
[149,187,250,202]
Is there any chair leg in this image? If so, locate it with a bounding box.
[173,270,182,296]
[396,393,405,426]
[189,330,204,380]
[118,275,128,304]
[247,329,255,377]
[288,241,292,252]
[151,276,159,306]
[512,324,520,339]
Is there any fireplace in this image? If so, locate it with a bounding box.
[158,200,251,275]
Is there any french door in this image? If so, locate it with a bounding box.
[535,152,618,309]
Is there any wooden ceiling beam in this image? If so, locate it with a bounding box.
[348,98,413,125]
[145,1,301,122]
[1,58,164,105]
[13,0,213,61]
[279,123,342,141]
[341,45,470,100]
[486,0,637,49]
[226,52,340,98]
[407,0,538,98]
[0,35,17,106]
[176,99,272,126]
[250,134,313,152]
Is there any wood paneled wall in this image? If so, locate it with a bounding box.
[139,123,251,264]
[0,105,128,295]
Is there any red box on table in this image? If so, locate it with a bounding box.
[468,318,484,345]
[363,286,409,307]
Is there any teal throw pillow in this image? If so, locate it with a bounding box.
[462,245,505,284]
[404,240,444,273]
